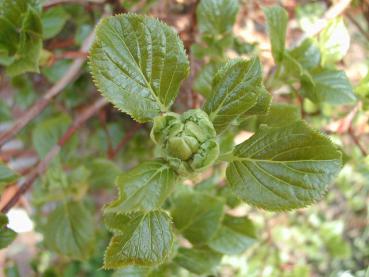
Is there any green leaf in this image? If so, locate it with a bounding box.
[0,163,18,191]
[41,6,69,39]
[43,201,95,260]
[0,213,16,249]
[319,17,350,66]
[113,266,150,277]
[88,158,120,188]
[171,191,224,244]
[0,0,43,76]
[301,68,356,105]
[226,121,342,211]
[104,210,173,269]
[244,86,272,116]
[196,0,239,36]
[32,114,73,159]
[288,39,321,70]
[204,58,263,133]
[174,247,222,275]
[104,160,177,214]
[256,104,301,127]
[264,6,288,63]
[208,215,256,255]
[193,62,220,98]
[89,14,189,123]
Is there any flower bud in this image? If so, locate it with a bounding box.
[150,109,219,175]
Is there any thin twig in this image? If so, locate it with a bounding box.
[44,0,104,8]
[0,98,108,214]
[348,126,368,156]
[109,123,141,159]
[0,30,95,147]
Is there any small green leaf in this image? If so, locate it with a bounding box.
[193,62,221,98]
[196,0,239,36]
[41,6,69,39]
[104,160,177,214]
[301,68,356,105]
[0,0,43,76]
[319,17,350,66]
[208,215,256,255]
[226,121,342,211]
[256,104,301,127]
[0,164,18,191]
[288,38,321,70]
[174,247,222,275]
[43,201,95,260]
[171,191,224,244]
[264,6,288,63]
[89,14,189,122]
[104,210,173,269]
[0,213,16,249]
[204,58,262,133]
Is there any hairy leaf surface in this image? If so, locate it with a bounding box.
[89,14,189,122]
[104,160,177,214]
[104,210,173,269]
[204,58,262,133]
[226,121,342,211]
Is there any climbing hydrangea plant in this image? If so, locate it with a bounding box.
[89,9,343,275]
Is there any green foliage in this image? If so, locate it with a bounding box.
[0,164,18,193]
[104,210,173,269]
[0,0,42,76]
[104,160,177,213]
[41,6,69,39]
[43,201,95,260]
[226,121,342,210]
[89,14,189,123]
[0,213,16,249]
[263,6,288,63]
[171,191,224,244]
[2,1,361,276]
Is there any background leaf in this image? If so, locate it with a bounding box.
[301,68,356,105]
[41,6,69,39]
[171,191,224,244]
[264,6,288,63]
[43,201,95,260]
[208,215,257,255]
[196,0,239,36]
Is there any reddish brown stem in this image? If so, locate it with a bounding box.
[0,98,107,214]
[348,126,368,156]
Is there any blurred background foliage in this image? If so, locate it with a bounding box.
[0,0,369,276]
